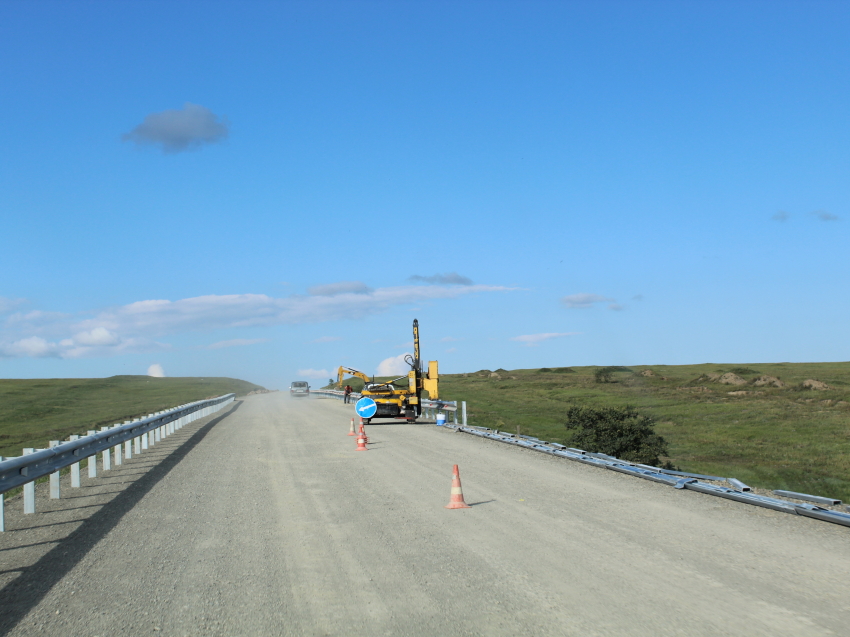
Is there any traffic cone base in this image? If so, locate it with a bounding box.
[356,434,368,451]
[445,464,471,509]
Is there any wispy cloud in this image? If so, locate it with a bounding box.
[0,297,27,315]
[409,272,473,285]
[207,338,268,350]
[123,103,228,154]
[608,303,625,311]
[1,284,513,359]
[811,210,839,222]
[297,368,330,379]
[311,336,342,343]
[561,293,613,309]
[510,332,578,347]
[446,347,457,353]
[772,210,790,222]
[0,333,167,359]
[307,281,371,296]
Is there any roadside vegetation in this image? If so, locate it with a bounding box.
[434,363,850,502]
[0,375,264,458]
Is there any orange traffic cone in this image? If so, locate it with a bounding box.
[348,418,356,436]
[355,433,368,451]
[445,464,471,509]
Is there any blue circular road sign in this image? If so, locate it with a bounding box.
[354,397,378,419]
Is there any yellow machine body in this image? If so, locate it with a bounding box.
[336,319,438,421]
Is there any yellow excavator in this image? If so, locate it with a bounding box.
[337,319,438,422]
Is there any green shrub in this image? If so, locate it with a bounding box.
[729,367,759,375]
[553,367,576,374]
[538,367,553,373]
[594,367,614,383]
[564,405,669,465]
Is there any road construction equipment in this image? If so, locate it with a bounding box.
[337,319,438,422]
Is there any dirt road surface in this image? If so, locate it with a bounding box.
[1,393,849,636]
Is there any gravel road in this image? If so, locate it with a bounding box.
[1,393,849,636]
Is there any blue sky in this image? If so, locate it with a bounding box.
[1,0,848,390]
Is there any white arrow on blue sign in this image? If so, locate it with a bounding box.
[354,397,378,419]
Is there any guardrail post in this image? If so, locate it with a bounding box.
[23,448,35,514]
[69,435,81,487]
[154,423,161,442]
[134,429,141,454]
[112,426,123,466]
[0,457,5,531]
[100,427,112,470]
[462,401,467,426]
[49,441,61,499]
[123,422,133,459]
[87,430,97,477]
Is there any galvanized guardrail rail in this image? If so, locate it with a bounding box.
[0,393,235,531]
[439,422,850,529]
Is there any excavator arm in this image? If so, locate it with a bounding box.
[337,366,371,389]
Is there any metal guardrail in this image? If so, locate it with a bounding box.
[0,393,235,531]
[440,422,850,529]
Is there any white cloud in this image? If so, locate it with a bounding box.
[0,283,513,359]
[5,310,68,328]
[207,338,267,349]
[73,327,121,346]
[376,353,412,376]
[311,336,342,343]
[123,103,228,154]
[510,332,578,347]
[147,363,165,377]
[297,368,330,379]
[0,336,61,358]
[0,333,168,359]
[409,272,473,285]
[72,284,511,336]
[561,293,614,309]
[308,281,371,296]
[0,297,26,315]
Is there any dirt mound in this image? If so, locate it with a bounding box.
[489,372,502,379]
[752,375,786,388]
[717,372,747,386]
[802,379,830,390]
[640,369,655,377]
[727,391,749,396]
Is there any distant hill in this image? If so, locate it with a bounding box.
[0,375,265,457]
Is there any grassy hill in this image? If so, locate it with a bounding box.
[0,375,264,458]
[335,362,850,501]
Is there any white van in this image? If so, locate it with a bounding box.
[289,381,310,397]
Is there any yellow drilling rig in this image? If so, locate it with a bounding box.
[337,319,438,422]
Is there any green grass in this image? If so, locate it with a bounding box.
[0,375,264,459]
[433,362,850,501]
